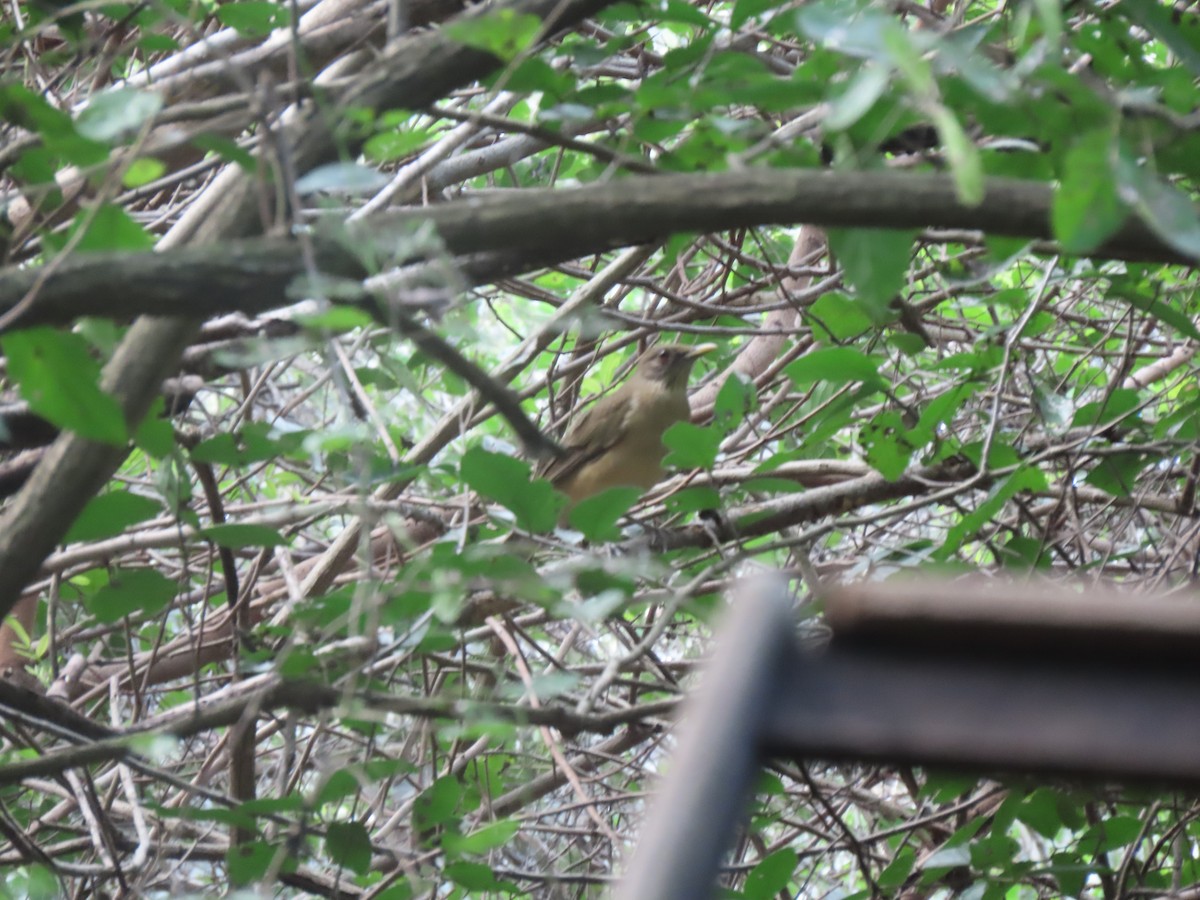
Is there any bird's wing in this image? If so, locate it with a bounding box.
[535,391,632,487]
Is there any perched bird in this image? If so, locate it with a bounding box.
[537,342,717,506]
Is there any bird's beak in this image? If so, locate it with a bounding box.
[686,343,719,358]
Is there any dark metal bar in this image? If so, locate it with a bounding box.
[761,643,1200,786]
[613,576,795,900]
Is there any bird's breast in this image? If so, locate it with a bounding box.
[561,388,689,503]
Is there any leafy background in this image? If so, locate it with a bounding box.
[1,0,1200,895]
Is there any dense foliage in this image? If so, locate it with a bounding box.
[1,0,1200,895]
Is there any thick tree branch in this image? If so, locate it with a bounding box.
[0,170,1189,330]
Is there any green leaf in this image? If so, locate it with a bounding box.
[364,127,434,163]
[45,203,155,254]
[295,305,375,333]
[74,88,163,143]
[199,523,288,548]
[1083,814,1143,852]
[65,491,160,543]
[413,775,463,833]
[294,162,388,196]
[931,104,983,206]
[226,841,274,885]
[878,847,917,888]
[325,821,372,875]
[1108,277,1200,341]
[1084,452,1147,497]
[1118,0,1200,77]
[460,446,564,532]
[936,466,1046,560]
[662,421,722,470]
[825,64,890,131]
[712,372,756,431]
[665,485,722,514]
[1071,388,1140,428]
[568,486,642,541]
[1116,152,1200,261]
[445,9,543,62]
[807,292,874,341]
[2,328,128,444]
[784,347,884,387]
[827,228,914,323]
[442,819,520,857]
[743,848,796,899]
[87,568,177,623]
[216,0,288,35]
[192,134,255,171]
[860,409,915,480]
[444,860,501,890]
[314,769,361,808]
[122,157,165,187]
[1053,129,1126,253]
[731,0,782,29]
[135,410,176,459]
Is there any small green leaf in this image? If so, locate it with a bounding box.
[75,88,163,143]
[1116,151,1200,261]
[936,466,1045,560]
[325,821,372,875]
[65,491,160,543]
[315,769,361,807]
[363,127,434,163]
[568,486,642,541]
[200,523,288,548]
[1017,788,1063,838]
[413,775,463,833]
[122,157,165,187]
[445,9,543,62]
[192,134,255,171]
[461,446,564,532]
[444,861,500,890]
[1071,388,1140,428]
[807,292,874,341]
[1084,452,1147,497]
[743,848,796,899]
[216,0,287,36]
[442,819,520,857]
[931,104,983,206]
[662,421,722,470]
[226,841,274,885]
[135,408,176,459]
[1108,277,1200,341]
[827,228,914,323]
[295,305,375,333]
[860,409,914,480]
[294,162,388,196]
[664,485,722,514]
[1053,129,1126,253]
[2,328,128,445]
[878,847,917,888]
[713,372,756,431]
[784,347,884,387]
[87,568,177,623]
[46,203,155,254]
[825,64,890,131]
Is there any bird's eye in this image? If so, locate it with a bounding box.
[657,349,670,361]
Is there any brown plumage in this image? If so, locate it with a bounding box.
[537,343,717,506]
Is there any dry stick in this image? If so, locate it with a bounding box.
[486,616,623,848]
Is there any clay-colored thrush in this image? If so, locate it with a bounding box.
[537,342,717,506]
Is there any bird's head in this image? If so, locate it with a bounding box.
[635,342,718,391]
